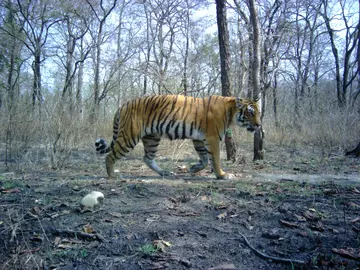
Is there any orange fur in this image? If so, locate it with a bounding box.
[95,95,261,179]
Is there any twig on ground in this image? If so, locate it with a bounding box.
[237,231,306,265]
[10,223,19,242]
[51,228,107,242]
[19,247,41,254]
[151,253,191,268]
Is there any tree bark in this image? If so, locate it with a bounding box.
[32,51,42,107]
[248,0,264,161]
[143,3,151,96]
[273,73,279,127]
[216,0,236,162]
[216,0,231,96]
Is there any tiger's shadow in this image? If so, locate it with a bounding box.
[116,173,239,183]
[127,174,210,181]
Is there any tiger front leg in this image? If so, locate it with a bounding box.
[205,138,227,179]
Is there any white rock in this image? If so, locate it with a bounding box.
[80,191,105,209]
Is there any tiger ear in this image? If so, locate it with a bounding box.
[254,95,262,109]
[236,97,244,108]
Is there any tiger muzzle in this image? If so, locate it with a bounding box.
[247,123,261,132]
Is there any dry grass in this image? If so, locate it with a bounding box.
[264,94,360,153]
[0,94,359,171]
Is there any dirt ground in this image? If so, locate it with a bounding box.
[0,141,359,270]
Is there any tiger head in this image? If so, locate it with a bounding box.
[235,97,262,132]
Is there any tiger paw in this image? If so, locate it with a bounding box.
[189,164,205,174]
[216,173,235,180]
[175,165,189,173]
[106,169,121,179]
[159,171,176,177]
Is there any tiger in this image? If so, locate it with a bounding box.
[95,95,261,179]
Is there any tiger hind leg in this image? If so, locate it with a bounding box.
[189,140,209,173]
[142,135,173,176]
[105,136,137,178]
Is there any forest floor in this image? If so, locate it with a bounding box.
[0,140,359,270]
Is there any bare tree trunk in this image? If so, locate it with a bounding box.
[32,50,42,107]
[116,5,124,106]
[5,34,18,166]
[216,0,236,162]
[247,26,253,99]
[182,0,190,95]
[216,0,231,96]
[3,0,24,165]
[321,4,342,106]
[355,27,360,106]
[92,32,101,121]
[248,0,264,161]
[62,36,76,114]
[273,73,279,127]
[86,0,117,122]
[76,38,84,118]
[233,1,251,99]
[143,3,151,96]
[235,15,247,97]
[321,0,359,108]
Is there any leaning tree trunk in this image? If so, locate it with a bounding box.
[216,0,236,162]
[346,141,360,157]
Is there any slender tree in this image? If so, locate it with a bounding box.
[260,0,284,128]
[60,14,91,112]
[146,0,182,94]
[286,1,321,126]
[15,0,62,108]
[320,0,359,107]
[86,0,117,122]
[1,0,25,165]
[216,0,236,161]
[181,0,191,95]
[247,0,264,160]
